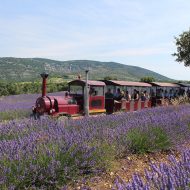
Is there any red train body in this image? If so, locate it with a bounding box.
[33,73,106,118]
[35,96,80,116]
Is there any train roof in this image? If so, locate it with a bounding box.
[102,80,152,87]
[177,83,190,87]
[68,80,106,86]
[150,82,180,87]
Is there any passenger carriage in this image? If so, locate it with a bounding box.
[177,83,190,97]
[102,80,152,113]
[149,82,181,106]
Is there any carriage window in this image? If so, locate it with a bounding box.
[69,86,83,95]
[89,86,104,96]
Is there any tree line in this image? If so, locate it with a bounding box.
[0,81,68,96]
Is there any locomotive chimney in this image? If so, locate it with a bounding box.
[40,72,49,97]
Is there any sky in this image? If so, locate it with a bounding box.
[0,0,190,80]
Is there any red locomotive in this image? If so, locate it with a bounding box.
[32,72,106,118]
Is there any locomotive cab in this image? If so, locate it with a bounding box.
[68,80,106,114]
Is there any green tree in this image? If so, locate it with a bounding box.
[7,83,20,95]
[0,82,9,96]
[140,76,155,83]
[173,28,190,66]
[104,76,117,80]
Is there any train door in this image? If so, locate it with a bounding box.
[89,86,105,113]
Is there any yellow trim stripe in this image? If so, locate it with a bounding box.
[89,109,106,114]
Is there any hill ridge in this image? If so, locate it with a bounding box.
[0,57,173,82]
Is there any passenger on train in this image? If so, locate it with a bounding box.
[164,90,169,99]
[161,89,164,99]
[174,89,178,98]
[157,89,163,99]
[120,91,125,100]
[157,89,161,98]
[178,88,184,96]
[125,90,131,101]
[114,88,122,100]
[65,91,76,104]
[115,89,124,101]
[169,89,175,99]
[151,90,156,97]
[187,89,190,98]
[144,90,150,100]
[89,87,96,96]
[65,92,70,98]
[105,88,114,99]
[140,91,146,101]
[150,90,156,107]
[183,89,187,96]
[132,89,139,100]
[137,91,140,100]
[181,89,186,96]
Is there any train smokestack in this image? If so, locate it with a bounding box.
[40,72,49,97]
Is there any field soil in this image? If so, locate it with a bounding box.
[69,142,190,190]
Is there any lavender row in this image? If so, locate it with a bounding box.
[113,148,190,190]
[0,92,65,112]
[0,105,190,189]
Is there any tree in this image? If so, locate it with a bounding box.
[140,76,155,83]
[0,82,9,96]
[104,76,117,80]
[173,28,190,66]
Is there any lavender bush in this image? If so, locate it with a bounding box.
[113,148,190,190]
[0,105,190,189]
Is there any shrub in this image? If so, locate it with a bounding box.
[126,128,150,154]
[126,127,171,154]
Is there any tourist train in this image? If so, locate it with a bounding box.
[32,72,190,118]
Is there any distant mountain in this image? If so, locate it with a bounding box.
[0,57,173,82]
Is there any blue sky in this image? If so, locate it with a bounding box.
[0,0,190,80]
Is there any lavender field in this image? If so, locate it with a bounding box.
[0,98,190,189]
[0,92,65,121]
